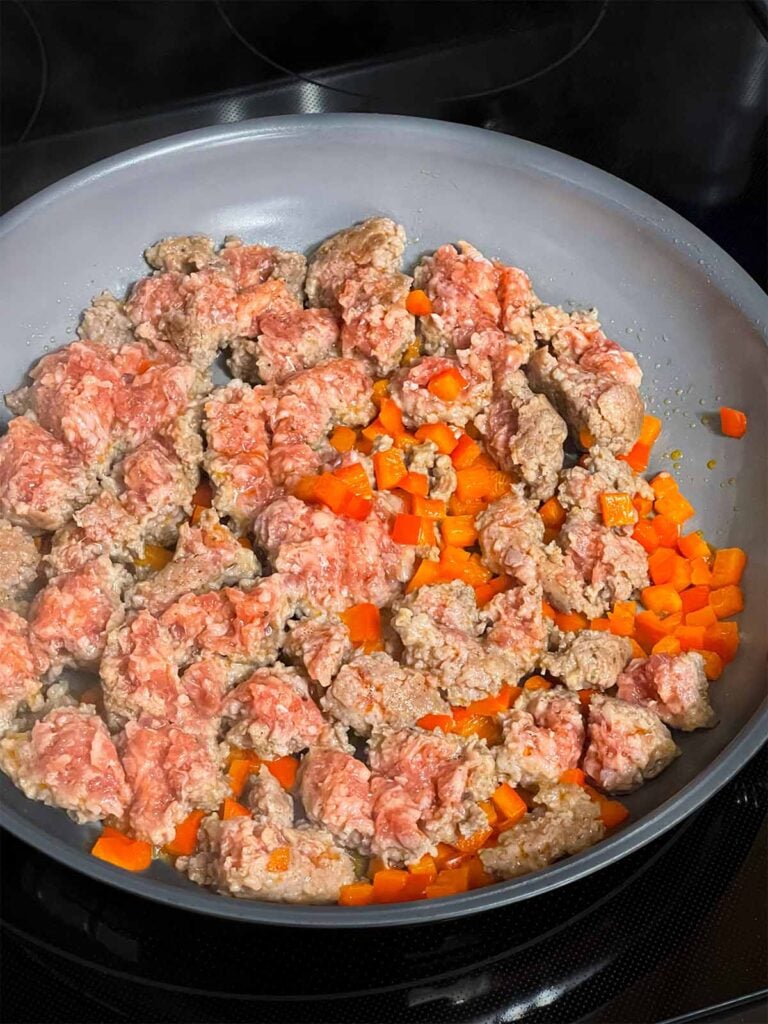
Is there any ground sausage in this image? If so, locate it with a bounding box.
[539,628,632,691]
[496,688,585,787]
[299,747,374,852]
[583,694,680,793]
[476,489,547,586]
[616,652,717,731]
[0,609,44,734]
[0,518,40,612]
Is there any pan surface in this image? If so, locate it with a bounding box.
[0,114,765,926]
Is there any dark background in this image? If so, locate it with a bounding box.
[1,2,766,1022]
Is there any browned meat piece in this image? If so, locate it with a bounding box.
[255,495,415,613]
[182,804,355,903]
[222,664,327,758]
[389,355,491,430]
[583,694,679,793]
[322,651,447,736]
[245,764,295,827]
[78,292,136,348]
[616,652,717,731]
[543,515,649,618]
[283,615,352,687]
[539,628,632,691]
[481,783,604,879]
[557,446,653,522]
[0,417,98,532]
[495,688,584,787]
[144,235,217,274]
[118,717,227,845]
[0,609,44,734]
[131,510,259,616]
[527,347,644,455]
[299,747,374,852]
[483,370,567,501]
[229,308,340,384]
[305,217,406,312]
[219,238,307,303]
[0,518,40,612]
[404,441,457,501]
[367,727,497,865]
[475,489,547,586]
[29,556,128,676]
[0,705,130,823]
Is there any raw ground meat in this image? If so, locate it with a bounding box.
[78,292,136,349]
[118,717,227,845]
[539,628,632,691]
[229,307,340,384]
[322,651,447,736]
[283,615,352,687]
[246,764,296,826]
[484,583,547,683]
[0,518,40,612]
[222,664,327,758]
[0,705,130,823]
[29,556,128,675]
[367,727,497,864]
[299,746,374,852]
[255,495,415,613]
[219,238,307,302]
[496,688,585,788]
[476,489,547,586]
[338,268,415,375]
[131,510,259,616]
[0,417,98,531]
[389,355,491,429]
[144,235,217,274]
[182,808,356,903]
[542,515,649,618]
[305,217,406,313]
[583,694,680,793]
[616,652,717,731]
[0,609,44,734]
[203,381,277,530]
[497,264,538,352]
[483,371,567,501]
[552,319,643,388]
[527,347,644,455]
[557,446,653,522]
[481,783,604,879]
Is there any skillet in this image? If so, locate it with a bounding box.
[0,114,765,926]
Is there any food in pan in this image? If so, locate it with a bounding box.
[0,219,748,906]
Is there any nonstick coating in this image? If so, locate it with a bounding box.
[0,115,765,927]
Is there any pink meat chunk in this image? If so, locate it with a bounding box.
[556,446,652,522]
[241,308,341,384]
[255,495,415,613]
[0,518,40,612]
[118,718,226,845]
[322,651,447,736]
[552,319,642,388]
[0,609,44,733]
[283,615,352,687]
[389,355,491,429]
[0,706,130,823]
[338,268,415,375]
[0,417,97,531]
[497,264,538,351]
[203,381,277,530]
[484,583,547,680]
[583,695,679,793]
[543,515,649,618]
[476,489,547,586]
[496,688,585,788]
[367,727,497,864]
[131,510,259,616]
[29,556,128,675]
[222,664,326,758]
[299,747,374,851]
[219,240,307,300]
[616,652,717,731]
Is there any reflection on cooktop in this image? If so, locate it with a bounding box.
[2,746,765,1022]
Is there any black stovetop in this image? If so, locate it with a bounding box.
[1,3,766,1022]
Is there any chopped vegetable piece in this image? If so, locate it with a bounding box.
[266,756,299,790]
[427,366,468,402]
[554,610,589,633]
[641,585,683,616]
[434,843,466,871]
[523,675,552,691]
[450,711,502,745]
[677,532,711,560]
[690,556,713,586]
[652,515,680,548]
[628,638,647,660]
[372,868,410,903]
[450,432,482,469]
[164,809,207,858]
[587,789,630,829]
[339,882,375,906]
[228,757,259,797]
[341,602,382,647]
[600,492,636,528]
[266,847,291,873]
[425,866,470,898]
[329,425,357,452]
[709,585,744,619]
[648,548,677,585]
[409,854,438,882]
[372,378,389,404]
[441,515,478,548]
[400,340,421,367]
[221,798,250,820]
[654,491,696,525]
[560,768,586,785]
[719,406,747,438]
[466,855,494,890]
[391,513,422,545]
[412,496,447,520]
[650,473,679,499]
[332,462,372,498]
[685,605,717,628]
[577,689,595,706]
[398,472,430,497]
[417,713,455,732]
[589,617,611,632]
[674,625,707,651]
[134,544,173,571]
[373,448,407,490]
[360,418,388,444]
[668,555,692,592]
[491,783,528,826]
[192,479,213,508]
[704,621,740,663]
[451,824,494,855]
[633,495,654,518]
[405,289,433,316]
[474,574,512,606]
[639,414,663,447]
[406,558,442,593]
[680,585,711,615]
[607,600,637,637]
[710,548,747,588]
[651,635,682,656]
[448,494,488,516]
[541,600,557,621]
[92,827,152,872]
[377,397,406,437]
[700,650,724,681]
[579,428,596,449]
[619,442,651,473]
[632,520,660,554]
[635,610,674,650]
[539,497,566,531]
[343,493,375,521]
[414,422,459,454]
